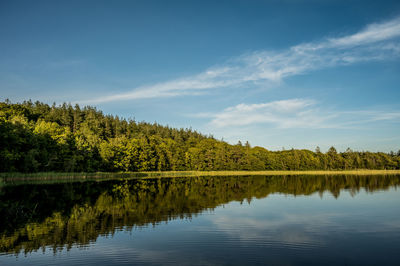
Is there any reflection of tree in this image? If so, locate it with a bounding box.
[1,175,399,255]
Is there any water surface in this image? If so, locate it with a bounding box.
[1,175,399,265]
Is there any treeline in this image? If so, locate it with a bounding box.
[1,100,399,172]
[1,175,399,254]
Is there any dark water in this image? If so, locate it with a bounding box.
[1,175,400,265]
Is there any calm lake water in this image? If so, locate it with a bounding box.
[1,175,400,265]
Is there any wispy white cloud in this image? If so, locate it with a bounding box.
[205,99,328,128]
[327,17,400,47]
[86,71,236,103]
[85,16,400,103]
[202,99,400,129]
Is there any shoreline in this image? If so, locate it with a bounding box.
[1,169,400,180]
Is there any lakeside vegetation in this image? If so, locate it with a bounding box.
[1,170,400,183]
[1,174,399,254]
[1,100,400,173]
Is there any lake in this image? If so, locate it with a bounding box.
[1,175,400,265]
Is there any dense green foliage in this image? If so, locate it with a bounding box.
[1,175,399,254]
[1,100,399,172]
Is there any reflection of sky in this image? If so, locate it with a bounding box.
[2,188,400,265]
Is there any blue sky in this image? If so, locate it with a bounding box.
[1,0,400,152]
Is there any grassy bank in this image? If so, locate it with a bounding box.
[1,169,400,180]
[1,170,400,186]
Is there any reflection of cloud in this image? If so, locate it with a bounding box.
[208,210,328,249]
[84,16,400,103]
[206,190,400,249]
[381,220,400,231]
[81,234,218,266]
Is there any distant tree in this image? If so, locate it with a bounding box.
[328,146,337,154]
[346,147,353,153]
[315,146,321,153]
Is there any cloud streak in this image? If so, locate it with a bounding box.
[85,16,400,103]
[203,99,400,129]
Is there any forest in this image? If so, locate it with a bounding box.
[1,100,399,172]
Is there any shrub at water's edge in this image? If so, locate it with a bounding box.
[2,170,400,184]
